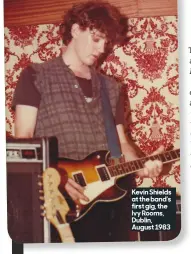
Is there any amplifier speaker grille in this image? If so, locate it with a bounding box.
[7,137,58,243]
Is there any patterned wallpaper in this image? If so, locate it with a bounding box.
[4,16,180,193]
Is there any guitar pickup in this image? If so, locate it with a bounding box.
[73,172,87,187]
[96,166,110,181]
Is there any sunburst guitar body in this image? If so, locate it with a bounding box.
[58,150,127,222]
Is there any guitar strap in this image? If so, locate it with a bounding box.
[99,74,122,158]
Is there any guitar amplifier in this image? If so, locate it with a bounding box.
[6,136,58,243]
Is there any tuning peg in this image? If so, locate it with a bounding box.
[40,205,45,210]
[39,190,44,194]
[41,211,46,217]
[38,174,43,179]
[38,182,43,186]
[39,196,44,201]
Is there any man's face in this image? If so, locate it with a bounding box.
[73,26,108,66]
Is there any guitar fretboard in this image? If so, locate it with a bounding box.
[108,149,180,177]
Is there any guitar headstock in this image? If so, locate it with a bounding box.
[42,167,70,227]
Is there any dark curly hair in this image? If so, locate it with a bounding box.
[60,1,128,51]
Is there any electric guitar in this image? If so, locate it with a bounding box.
[42,167,75,242]
[57,148,180,223]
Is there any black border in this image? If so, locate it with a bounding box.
[12,241,23,254]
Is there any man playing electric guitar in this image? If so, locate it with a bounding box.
[12,1,165,242]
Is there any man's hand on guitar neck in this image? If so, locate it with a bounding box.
[116,125,164,178]
[121,143,164,178]
[65,178,89,203]
[137,146,164,178]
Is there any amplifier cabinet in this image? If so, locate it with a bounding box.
[6,137,58,244]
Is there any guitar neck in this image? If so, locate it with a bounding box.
[42,167,75,242]
[108,148,180,177]
[57,223,75,243]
